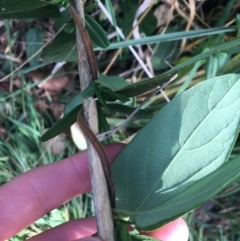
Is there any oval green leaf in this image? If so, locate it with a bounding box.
[85,14,109,48]
[114,155,240,231]
[112,74,240,228]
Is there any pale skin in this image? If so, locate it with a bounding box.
[0,144,189,241]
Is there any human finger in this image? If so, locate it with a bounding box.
[27,217,97,241]
[140,217,189,241]
[25,217,188,241]
[0,143,124,241]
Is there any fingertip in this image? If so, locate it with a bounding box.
[140,218,189,241]
[27,217,97,241]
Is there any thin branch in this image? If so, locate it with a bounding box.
[71,1,114,240]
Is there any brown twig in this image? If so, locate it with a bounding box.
[71,1,114,240]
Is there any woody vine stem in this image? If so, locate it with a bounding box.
[71,1,115,240]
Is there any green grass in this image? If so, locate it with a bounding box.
[0,93,95,240]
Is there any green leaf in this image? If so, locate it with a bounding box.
[116,37,240,97]
[84,2,98,13]
[215,0,237,27]
[114,221,132,241]
[82,82,97,98]
[237,14,240,27]
[96,89,107,107]
[127,154,240,230]
[64,93,82,115]
[54,8,73,32]
[112,74,240,229]
[139,9,157,36]
[42,30,77,62]
[26,29,43,67]
[42,13,109,62]
[100,87,129,103]
[41,105,80,141]
[96,75,130,103]
[42,0,68,7]
[176,58,205,95]
[85,14,110,48]
[0,0,60,18]
[98,74,130,91]
[97,104,113,144]
[219,53,240,75]
[215,52,229,70]
[206,51,230,79]
[151,26,181,71]
[106,104,153,119]
[152,40,181,71]
[206,55,218,79]
[117,1,138,36]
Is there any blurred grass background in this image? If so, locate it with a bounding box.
[1,0,240,240]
